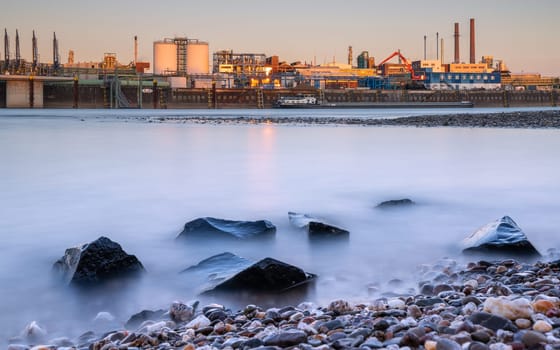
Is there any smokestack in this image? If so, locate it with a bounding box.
[424,35,427,60]
[441,38,444,65]
[470,18,475,64]
[454,22,460,63]
[348,45,352,66]
[436,32,439,60]
[134,35,138,65]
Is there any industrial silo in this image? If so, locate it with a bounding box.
[186,41,209,74]
[153,40,177,75]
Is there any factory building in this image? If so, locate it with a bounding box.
[153,38,209,76]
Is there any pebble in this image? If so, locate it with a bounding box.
[483,297,534,320]
[169,301,194,323]
[533,320,553,332]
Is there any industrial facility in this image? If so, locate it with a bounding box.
[0,19,558,109]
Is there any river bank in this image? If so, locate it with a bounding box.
[134,109,560,128]
[9,256,560,349]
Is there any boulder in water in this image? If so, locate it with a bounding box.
[288,212,349,237]
[176,217,276,240]
[376,198,415,208]
[53,236,145,286]
[210,257,315,293]
[461,216,540,257]
[181,252,254,290]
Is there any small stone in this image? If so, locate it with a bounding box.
[496,266,508,274]
[328,300,352,314]
[533,320,553,332]
[488,343,512,350]
[362,337,384,349]
[515,318,532,329]
[407,305,423,319]
[186,315,211,329]
[469,342,490,350]
[263,330,307,347]
[483,297,533,320]
[533,300,556,313]
[425,340,437,350]
[471,330,491,343]
[521,331,547,347]
[468,312,517,332]
[388,298,406,310]
[170,301,194,323]
[464,279,479,289]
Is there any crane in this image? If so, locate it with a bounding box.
[377,50,425,80]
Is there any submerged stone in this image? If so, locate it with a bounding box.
[461,216,541,257]
[376,198,415,208]
[210,257,315,293]
[288,212,349,237]
[53,236,145,286]
[176,217,276,240]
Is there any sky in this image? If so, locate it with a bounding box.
[2,0,560,76]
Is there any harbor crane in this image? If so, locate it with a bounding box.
[377,50,425,80]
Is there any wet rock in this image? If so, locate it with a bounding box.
[461,216,541,257]
[362,337,384,349]
[176,217,276,240]
[125,309,166,330]
[515,319,532,329]
[186,315,211,329]
[328,300,352,314]
[533,320,553,332]
[483,297,534,320]
[263,330,307,347]
[288,212,349,237]
[469,312,518,332]
[436,338,462,350]
[376,198,415,208]
[471,330,491,343]
[21,321,47,343]
[169,301,195,323]
[210,257,315,292]
[521,330,547,347]
[469,342,490,350]
[416,297,445,307]
[53,236,144,286]
[180,252,254,291]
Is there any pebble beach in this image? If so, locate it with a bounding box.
[10,255,560,350]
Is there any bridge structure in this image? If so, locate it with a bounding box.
[0,75,74,108]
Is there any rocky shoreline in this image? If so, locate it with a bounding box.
[135,110,560,128]
[10,257,560,350]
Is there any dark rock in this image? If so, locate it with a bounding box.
[469,342,490,350]
[461,216,541,257]
[362,337,384,349]
[210,257,315,292]
[288,212,349,238]
[125,309,166,329]
[471,330,491,343]
[176,217,276,240]
[53,236,144,286]
[241,337,263,349]
[416,297,445,307]
[376,198,415,208]
[436,338,462,350]
[400,331,421,347]
[349,328,373,339]
[468,312,517,332]
[263,330,307,347]
[180,252,253,290]
[319,319,345,332]
[521,331,547,348]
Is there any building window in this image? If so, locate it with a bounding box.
[491,76,495,81]
[483,75,488,80]
[477,75,481,80]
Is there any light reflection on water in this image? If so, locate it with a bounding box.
[0,109,559,342]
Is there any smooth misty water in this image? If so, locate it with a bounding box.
[1,108,560,342]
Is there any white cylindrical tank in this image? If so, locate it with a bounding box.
[153,41,177,75]
[186,42,209,74]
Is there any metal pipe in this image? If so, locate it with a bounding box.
[424,35,427,60]
[441,38,444,65]
[436,32,439,60]
[29,75,34,108]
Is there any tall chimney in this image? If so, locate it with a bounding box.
[134,36,138,65]
[441,38,444,65]
[469,18,475,64]
[454,22,460,63]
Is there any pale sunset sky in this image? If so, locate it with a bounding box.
[2,0,559,75]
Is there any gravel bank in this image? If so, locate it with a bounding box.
[137,110,560,128]
[9,257,560,350]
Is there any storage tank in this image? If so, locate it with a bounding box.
[153,40,177,75]
[186,41,209,74]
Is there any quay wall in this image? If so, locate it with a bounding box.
[5,84,559,109]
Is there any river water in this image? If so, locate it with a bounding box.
[1,107,560,342]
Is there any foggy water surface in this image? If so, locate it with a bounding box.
[1,109,560,342]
